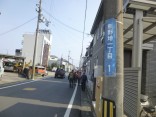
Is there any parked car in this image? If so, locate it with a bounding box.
[0,60,4,77]
[23,66,47,79]
[35,66,47,76]
[3,61,15,72]
[45,70,48,76]
[55,68,65,78]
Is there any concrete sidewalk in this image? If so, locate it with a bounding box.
[0,71,55,86]
[0,72,27,86]
[81,87,96,117]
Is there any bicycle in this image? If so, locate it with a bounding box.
[140,95,156,117]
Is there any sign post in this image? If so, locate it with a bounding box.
[103,0,124,116]
[104,18,117,77]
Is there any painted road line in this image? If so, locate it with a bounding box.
[0,80,40,90]
[64,83,78,117]
[40,80,68,84]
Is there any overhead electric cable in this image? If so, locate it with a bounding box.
[42,8,90,35]
[52,24,82,42]
[49,0,53,20]
[0,16,37,37]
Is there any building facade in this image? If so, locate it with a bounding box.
[83,0,156,116]
[22,29,52,66]
[48,55,59,66]
[48,55,74,72]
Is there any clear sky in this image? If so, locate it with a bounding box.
[0,0,101,67]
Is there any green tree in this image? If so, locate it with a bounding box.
[51,62,58,69]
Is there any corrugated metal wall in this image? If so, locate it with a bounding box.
[146,42,156,105]
[124,68,140,117]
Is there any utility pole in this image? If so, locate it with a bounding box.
[32,0,42,79]
[59,54,63,68]
[71,58,73,65]
[103,0,124,117]
[70,58,74,68]
[67,51,70,72]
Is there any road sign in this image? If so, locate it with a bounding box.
[104,18,117,77]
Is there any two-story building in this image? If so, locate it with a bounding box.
[48,55,74,72]
[83,0,156,116]
[48,55,59,66]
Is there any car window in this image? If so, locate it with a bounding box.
[39,68,45,70]
[4,62,15,67]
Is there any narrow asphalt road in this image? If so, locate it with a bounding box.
[0,76,81,117]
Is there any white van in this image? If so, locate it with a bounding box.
[0,59,4,77]
[3,61,15,72]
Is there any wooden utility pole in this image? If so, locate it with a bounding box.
[32,0,42,79]
[103,0,124,117]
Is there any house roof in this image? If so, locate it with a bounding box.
[90,1,103,34]
[90,0,156,46]
[50,55,58,58]
[62,58,68,62]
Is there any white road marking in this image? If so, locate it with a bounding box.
[54,114,58,117]
[64,83,78,117]
[0,96,81,112]
[41,80,68,84]
[0,80,39,90]
[0,78,79,116]
[0,77,67,90]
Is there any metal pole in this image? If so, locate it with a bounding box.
[32,0,42,79]
[103,0,124,117]
[132,10,143,68]
[132,10,143,116]
[71,59,73,65]
[67,51,70,72]
[79,0,87,70]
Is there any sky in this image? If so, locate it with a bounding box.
[0,0,101,67]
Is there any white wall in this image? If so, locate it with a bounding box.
[48,59,58,66]
[48,56,58,66]
[22,32,52,66]
[22,34,35,65]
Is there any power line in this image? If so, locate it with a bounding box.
[0,16,37,37]
[42,8,90,35]
[52,21,87,42]
[48,0,53,21]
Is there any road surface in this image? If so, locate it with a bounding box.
[0,76,81,117]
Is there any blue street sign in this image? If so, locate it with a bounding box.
[104,18,116,77]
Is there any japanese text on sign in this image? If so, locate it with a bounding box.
[104,18,116,77]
